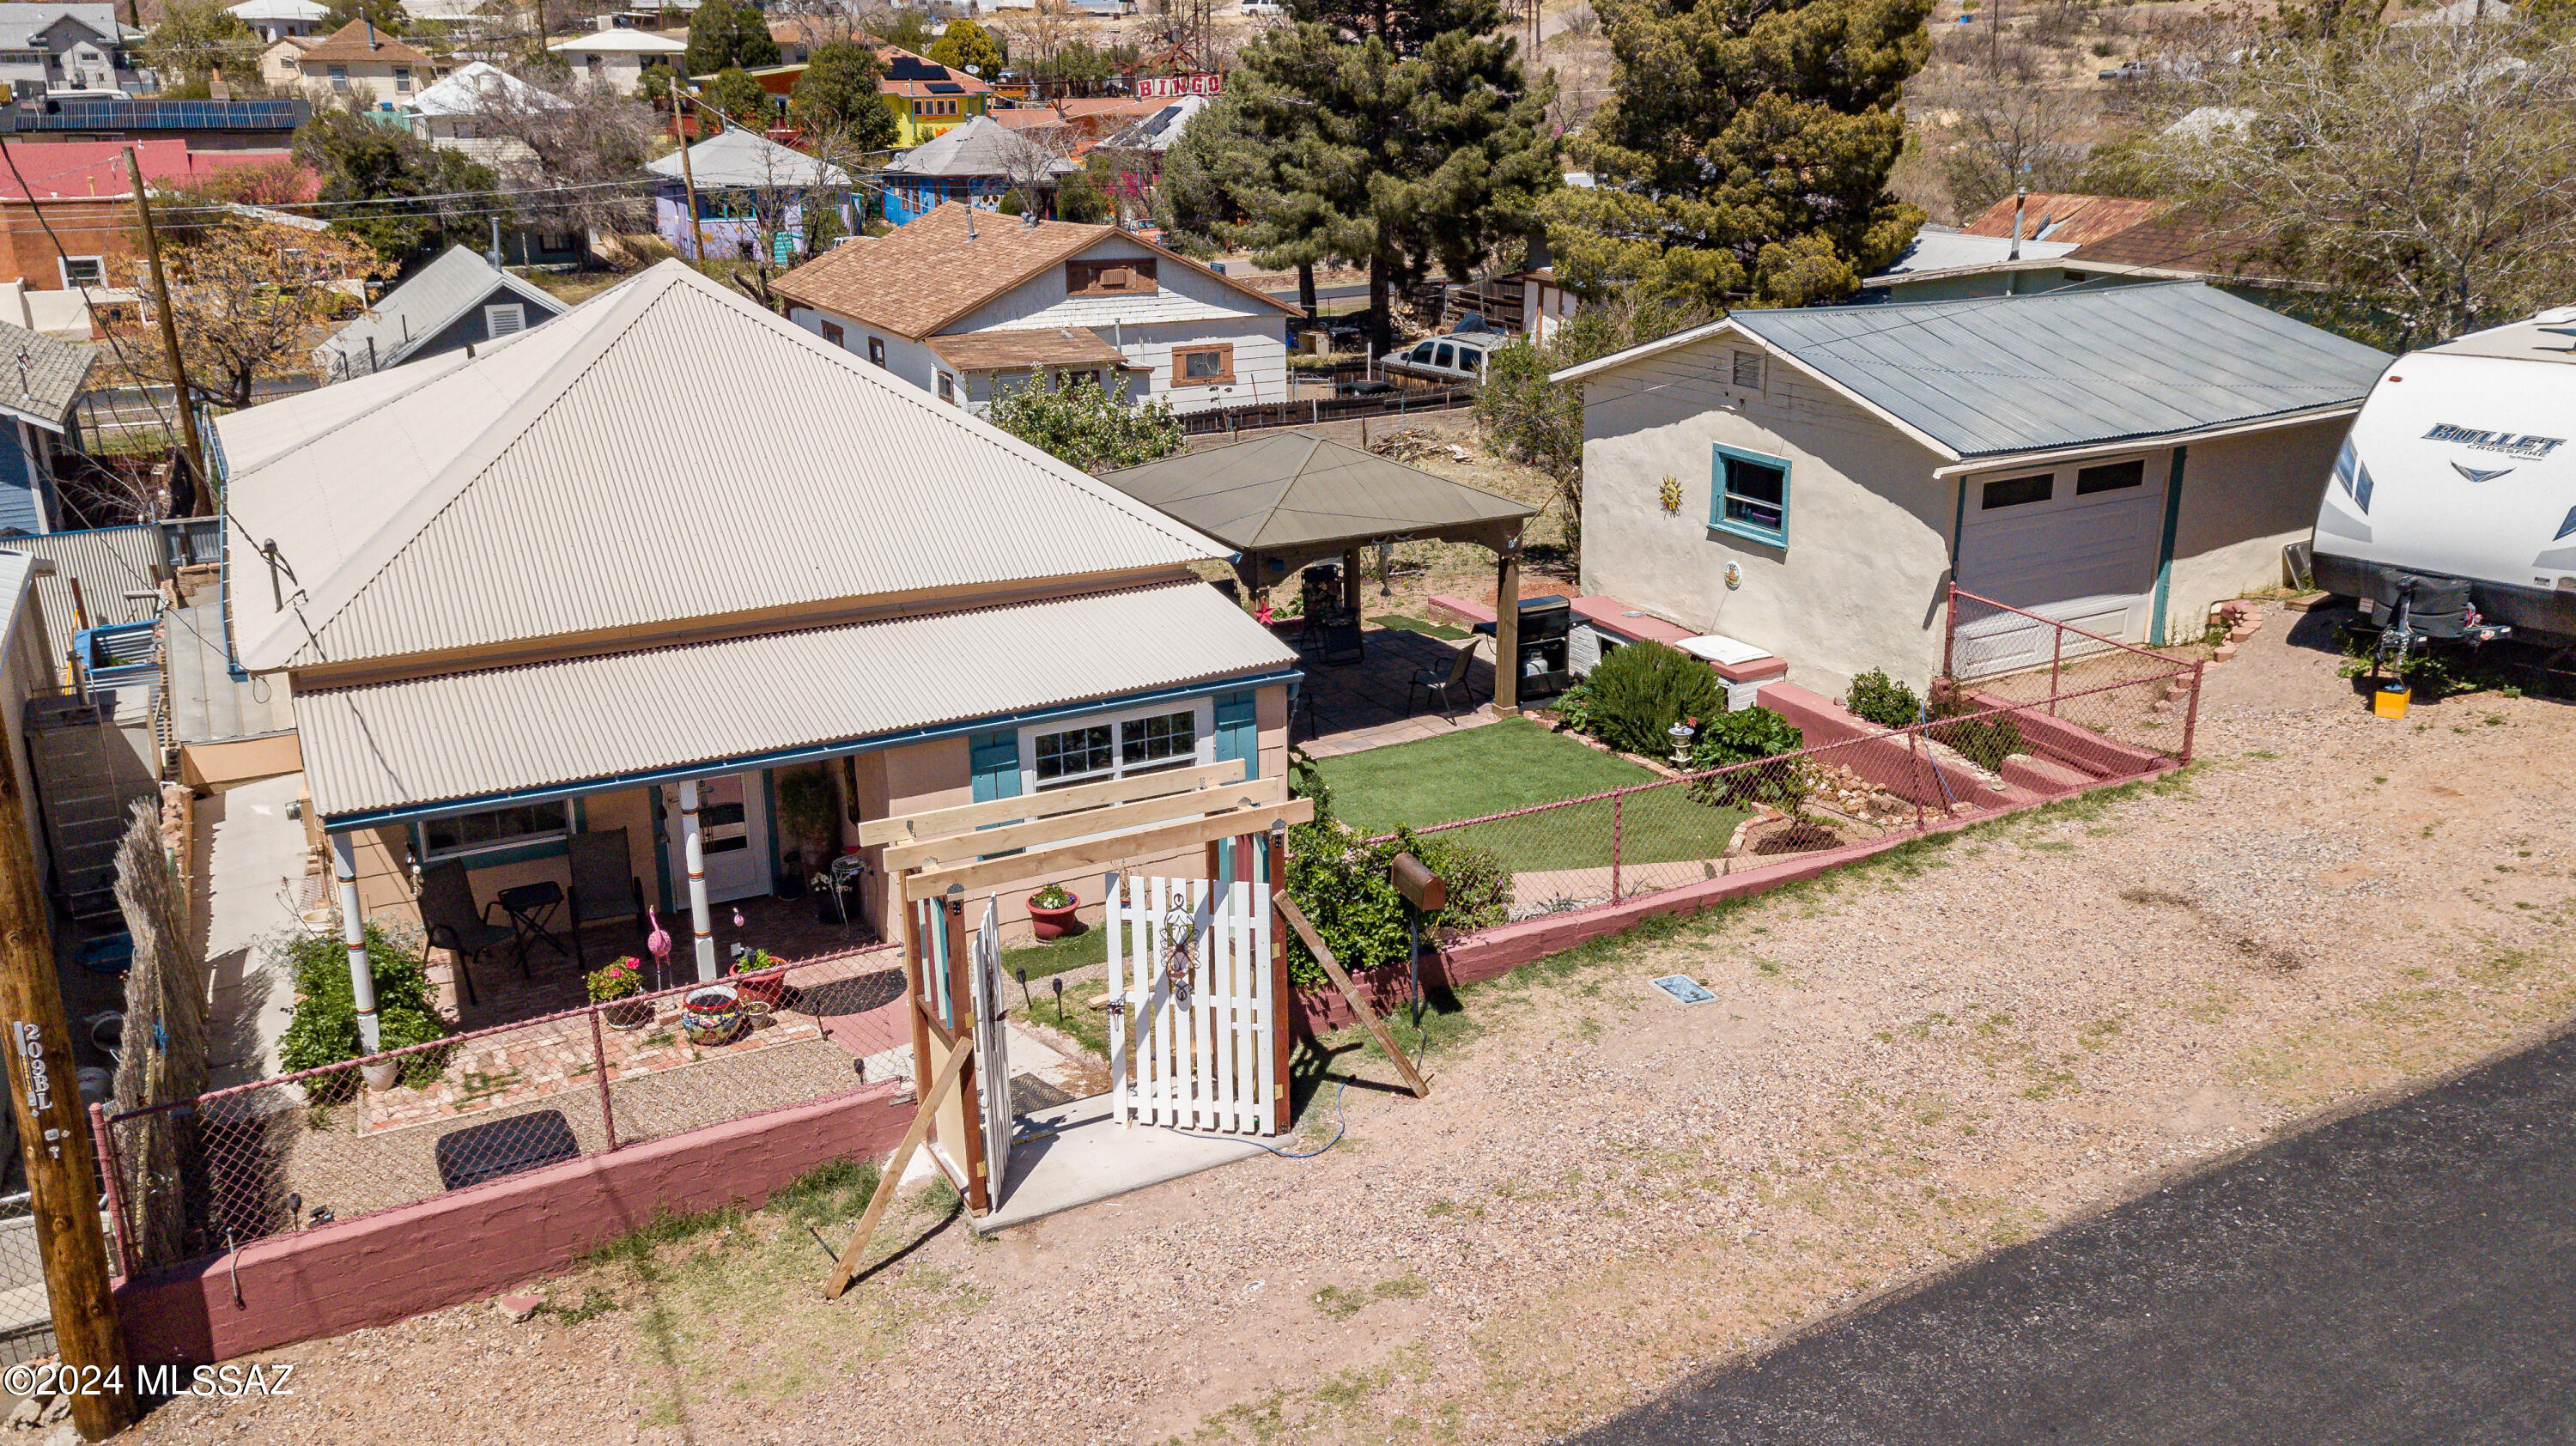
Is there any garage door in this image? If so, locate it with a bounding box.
[1952,455,2166,677]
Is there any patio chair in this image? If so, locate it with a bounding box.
[418,860,514,1006]
[1407,637,1483,720]
[566,828,647,968]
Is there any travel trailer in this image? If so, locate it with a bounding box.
[2311,304,2576,659]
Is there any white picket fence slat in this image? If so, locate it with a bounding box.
[1106,872,1276,1136]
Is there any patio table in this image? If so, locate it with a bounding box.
[495,881,570,971]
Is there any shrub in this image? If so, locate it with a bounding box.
[1582,641,1723,757]
[1283,786,1512,985]
[276,924,452,1094]
[1547,680,1595,734]
[1686,706,1807,808]
[1924,677,2025,770]
[1842,668,1921,728]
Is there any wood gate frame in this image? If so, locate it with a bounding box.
[859,760,1311,1213]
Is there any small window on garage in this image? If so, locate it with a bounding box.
[1729,349,1765,392]
[483,302,526,337]
[2075,459,2146,495]
[1981,473,2055,509]
[1710,443,1790,545]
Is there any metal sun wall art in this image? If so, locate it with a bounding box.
[1659,473,1684,515]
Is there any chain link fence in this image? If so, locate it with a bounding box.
[100,945,907,1273]
[1382,601,2202,934]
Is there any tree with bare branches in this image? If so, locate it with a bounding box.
[1925,6,2095,221]
[2158,18,2576,345]
[124,217,386,407]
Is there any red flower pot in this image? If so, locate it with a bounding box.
[1027,891,1082,940]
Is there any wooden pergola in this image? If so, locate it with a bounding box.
[1097,432,1543,709]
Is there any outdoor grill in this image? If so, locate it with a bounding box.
[1473,595,1572,697]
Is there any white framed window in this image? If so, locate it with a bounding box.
[57,255,102,288]
[422,799,571,860]
[327,64,347,89]
[483,302,526,337]
[937,370,955,403]
[393,65,412,92]
[1018,698,1214,796]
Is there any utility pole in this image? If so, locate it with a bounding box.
[670,70,707,264]
[124,146,204,501]
[0,734,134,1438]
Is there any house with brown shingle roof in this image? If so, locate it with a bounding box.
[291,18,436,102]
[771,203,1299,416]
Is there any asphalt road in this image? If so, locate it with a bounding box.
[1567,1025,2576,1445]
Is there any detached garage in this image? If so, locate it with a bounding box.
[1554,283,2391,693]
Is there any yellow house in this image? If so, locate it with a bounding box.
[214,261,1294,1044]
[877,46,993,145]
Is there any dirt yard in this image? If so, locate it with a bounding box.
[126,604,2576,1445]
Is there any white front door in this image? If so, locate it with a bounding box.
[677,772,772,904]
[1953,454,2169,677]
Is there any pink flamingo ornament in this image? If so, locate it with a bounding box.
[645,907,673,993]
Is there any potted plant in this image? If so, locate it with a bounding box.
[732,948,786,1012]
[360,1055,402,1091]
[1027,883,1081,940]
[588,957,653,1030]
[683,984,742,1046]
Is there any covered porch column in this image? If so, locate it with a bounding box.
[677,777,717,981]
[1492,530,1522,714]
[327,830,380,1053]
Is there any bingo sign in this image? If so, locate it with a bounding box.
[1137,73,1223,100]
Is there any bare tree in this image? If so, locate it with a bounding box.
[463,69,662,237]
[2159,18,2576,345]
[1926,6,2096,221]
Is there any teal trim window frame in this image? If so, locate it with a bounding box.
[1710,441,1792,548]
[418,798,574,868]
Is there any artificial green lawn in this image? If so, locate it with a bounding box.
[1310,717,1749,872]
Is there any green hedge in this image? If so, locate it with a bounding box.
[277,924,453,1097]
[1283,753,1511,985]
[1583,641,1723,757]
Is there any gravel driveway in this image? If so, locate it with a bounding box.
[130,603,2576,1446]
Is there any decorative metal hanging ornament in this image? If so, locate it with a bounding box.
[1161,901,1199,1007]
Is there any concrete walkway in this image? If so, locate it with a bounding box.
[199,774,316,1090]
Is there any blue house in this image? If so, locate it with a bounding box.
[881,114,1052,225]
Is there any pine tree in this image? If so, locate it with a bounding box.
[685,0,781,76]
[790,39,900,150]
[1549,0,1933,309]
[1217,3,1556,352]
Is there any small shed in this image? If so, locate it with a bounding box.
[313,245,567,381]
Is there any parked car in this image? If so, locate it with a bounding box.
[1375,328,1505,386]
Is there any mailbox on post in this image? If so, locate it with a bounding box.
[1390,853,1445,913]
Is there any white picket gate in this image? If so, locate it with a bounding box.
[1105,873,1278,1136]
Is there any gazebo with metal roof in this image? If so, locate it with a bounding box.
[1098,430,1544,709]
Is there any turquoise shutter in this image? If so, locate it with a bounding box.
[1213,690,1258,779]
[969,729,1022,802]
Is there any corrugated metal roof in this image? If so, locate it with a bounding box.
[1563,283,2392,459]
[1099,432,1535,556]
[408,61,568,120]
[296,580,1295,819]
[645,127,848,189]
[167,602,294,744]
[4,525,164,665]
[312,244,565,378]
[883,114,1051,179]
[219,261,1229,672]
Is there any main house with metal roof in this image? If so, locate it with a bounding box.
[217,260,1294,1039]
[1553,283,2393,690]
[772,202,1298,416]
[312,244,566,380]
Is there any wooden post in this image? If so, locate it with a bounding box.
[670,70,707,263]
[678,779,715,981]
[822,1038,973,1299]
[942,898,988,1214]
[1267,827,1290,1135]
[1273,896,1429,1098]
[125,145,204,495]
[1493,538,1522,714]
[1341,546,1362,617]
[0,730,133,1437]
[329,831,379,1051]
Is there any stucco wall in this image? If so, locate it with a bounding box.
[1578,337,1956,697]
[2161,418,2350,640]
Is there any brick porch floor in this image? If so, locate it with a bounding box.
[447,892,880,1033]
[1285,621,1506,758]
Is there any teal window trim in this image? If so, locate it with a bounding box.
[2148,446,2189,645]
[1710,442,1791,549]
[426,835,571,872]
